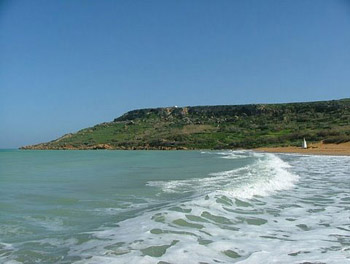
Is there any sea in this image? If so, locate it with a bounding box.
[0,149,349,264]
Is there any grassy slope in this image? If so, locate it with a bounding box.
[22,98,350,150]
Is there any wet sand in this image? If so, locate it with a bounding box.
[255,142,350,156]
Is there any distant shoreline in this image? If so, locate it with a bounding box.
[18,142,350,156]
[254,142,350,156]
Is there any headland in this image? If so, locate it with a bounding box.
[21,98,350,151]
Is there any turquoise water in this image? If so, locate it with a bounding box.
[0,150,349,263]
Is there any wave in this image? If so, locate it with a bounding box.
[3,151,349,264]
[67,152,348,263]
[201,150,252,159]
[148,152,299,200]
[216,150,252,159]
[220,153,299,199]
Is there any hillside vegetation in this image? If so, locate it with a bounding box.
[21,98,350,150]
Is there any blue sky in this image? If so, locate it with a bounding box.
[1,0,349,148]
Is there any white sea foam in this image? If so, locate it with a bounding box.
[0,243,18,264]
[215,150,249,159]
[3,151,349,264]
[3,260,22,264]
[220,153,299,199]
[148,152,299,199]
[68,152,350,263]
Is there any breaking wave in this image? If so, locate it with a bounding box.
[148,152,299,199]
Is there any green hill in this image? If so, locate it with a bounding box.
[21,98,350,150]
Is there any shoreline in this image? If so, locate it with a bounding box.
[17,141,350,156]
[254,142,350,156]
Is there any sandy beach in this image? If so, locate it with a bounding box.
[255,141,350,156]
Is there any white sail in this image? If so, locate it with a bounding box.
[302,138,307,149]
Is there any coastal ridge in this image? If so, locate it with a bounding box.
[21,98,350,150]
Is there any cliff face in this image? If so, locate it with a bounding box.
[21,99,350,150]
